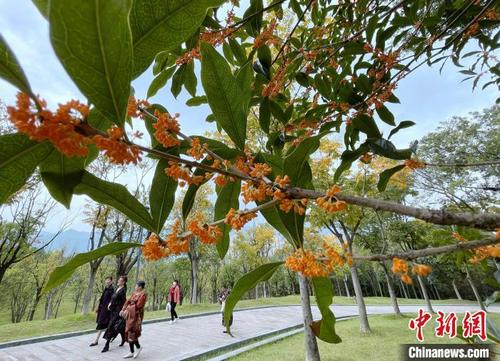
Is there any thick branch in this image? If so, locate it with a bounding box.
[288,187,500,230]
[354,237,499,262]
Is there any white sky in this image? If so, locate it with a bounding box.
[0,0,497,232]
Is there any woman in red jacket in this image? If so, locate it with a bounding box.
[167,280,181,324]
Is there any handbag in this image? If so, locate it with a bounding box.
[114,317,125,333]
[166,302,171,312]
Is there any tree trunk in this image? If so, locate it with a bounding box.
[381,263,402,316]
[452,280,463,300]
[465,267,486,311]
[81,264,98,314]
[44,292,54,320]
[298,275,321,361]
[189,252,199,304]
[350,265,372,333]
[416,275,435,313]
[432,283,441,300]
[399,280,410,299]
[343,275,351,298]
[27,289,43,321]
[411,283,419,299]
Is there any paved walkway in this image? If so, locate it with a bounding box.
[0,304,497,361]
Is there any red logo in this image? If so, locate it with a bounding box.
[462,310,487,341]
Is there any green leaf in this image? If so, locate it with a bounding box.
[377,164,406,192]
[278,136,320,247]
[311,277,342,344]
[224,262,283,333]
[259,97,271,134]
[32,0,48,18]
[130,0,223,78]
[0,34,33,95]
[74,172,154,231]
[44,242,140,293]
[296,72,310,87]
[214,180,241,259]
[147,66,176,98]
[334,145,368,182]
[186,96,208,107]
[375,105,396,126]
[388,120,415,139]
[171,63,191,99]
[243,0,264,37]
[367,139,411,160]
[39,149,97,208]
[0,134,53,203]
[150,159,178,234]
[235,62,253,114]
[49,0,133,126]
[351,114,381,138]
[200,43,247,150]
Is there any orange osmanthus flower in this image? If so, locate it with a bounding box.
[469,245,500,264]
[166,220,190,254]
[187,215,222,245]
[316,185,347,213]
[92,126,142,165]
[165,161,204,187]
[225,208,257,231]
[127,97,150,118]
[412,264,432,277]
[142,234,170,261]
[404,159,426,170]
[8,93,91,157]
[186,137,206,160]
[153,110,181,148]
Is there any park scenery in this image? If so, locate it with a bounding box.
[0,0,499,360]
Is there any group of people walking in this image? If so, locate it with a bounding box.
[91,276,148,359]
[90,277,233,358]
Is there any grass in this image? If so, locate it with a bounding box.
[0,295,477,343]
[232,313,500,361]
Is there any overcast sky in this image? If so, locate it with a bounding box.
[0,0,497,233]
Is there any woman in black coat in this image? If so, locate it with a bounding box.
[102,275,128,353]
[89,276,114,347]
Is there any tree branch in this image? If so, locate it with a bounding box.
[353,237,499,262]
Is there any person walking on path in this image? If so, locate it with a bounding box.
[102,275,128,353]
[167,280,181,324]
[121,280,147,359]
[90,276,114,347]
[218,287,233,333]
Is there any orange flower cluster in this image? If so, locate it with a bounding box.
[92,127,142,165]
[127,97,150,118]
[249,163,272,178]
[153,110,181,148]
[285,243,348,277]
[241,181,268,203]
[412,264,432,277]
[8,93,91,157]
[316,185,347,213]
[285,249,329,277]
[469,245,500,264]
[452,232,466,242]
[176,15,238,65]
[187,137,206,160]
[279,198,308,215]
[142,234,170,261]
[187,215,222,245]
[225,208,257,231]
[262,60,289,98]
[165,161,204,187]
[391,257,413,284]
[166,220,190,254]
[404,159,426,170]
[254,19,279,48]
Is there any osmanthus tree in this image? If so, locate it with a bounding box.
[0,0,499,359]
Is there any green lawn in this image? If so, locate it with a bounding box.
[232,313,500,361]
[0,295,477,343]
